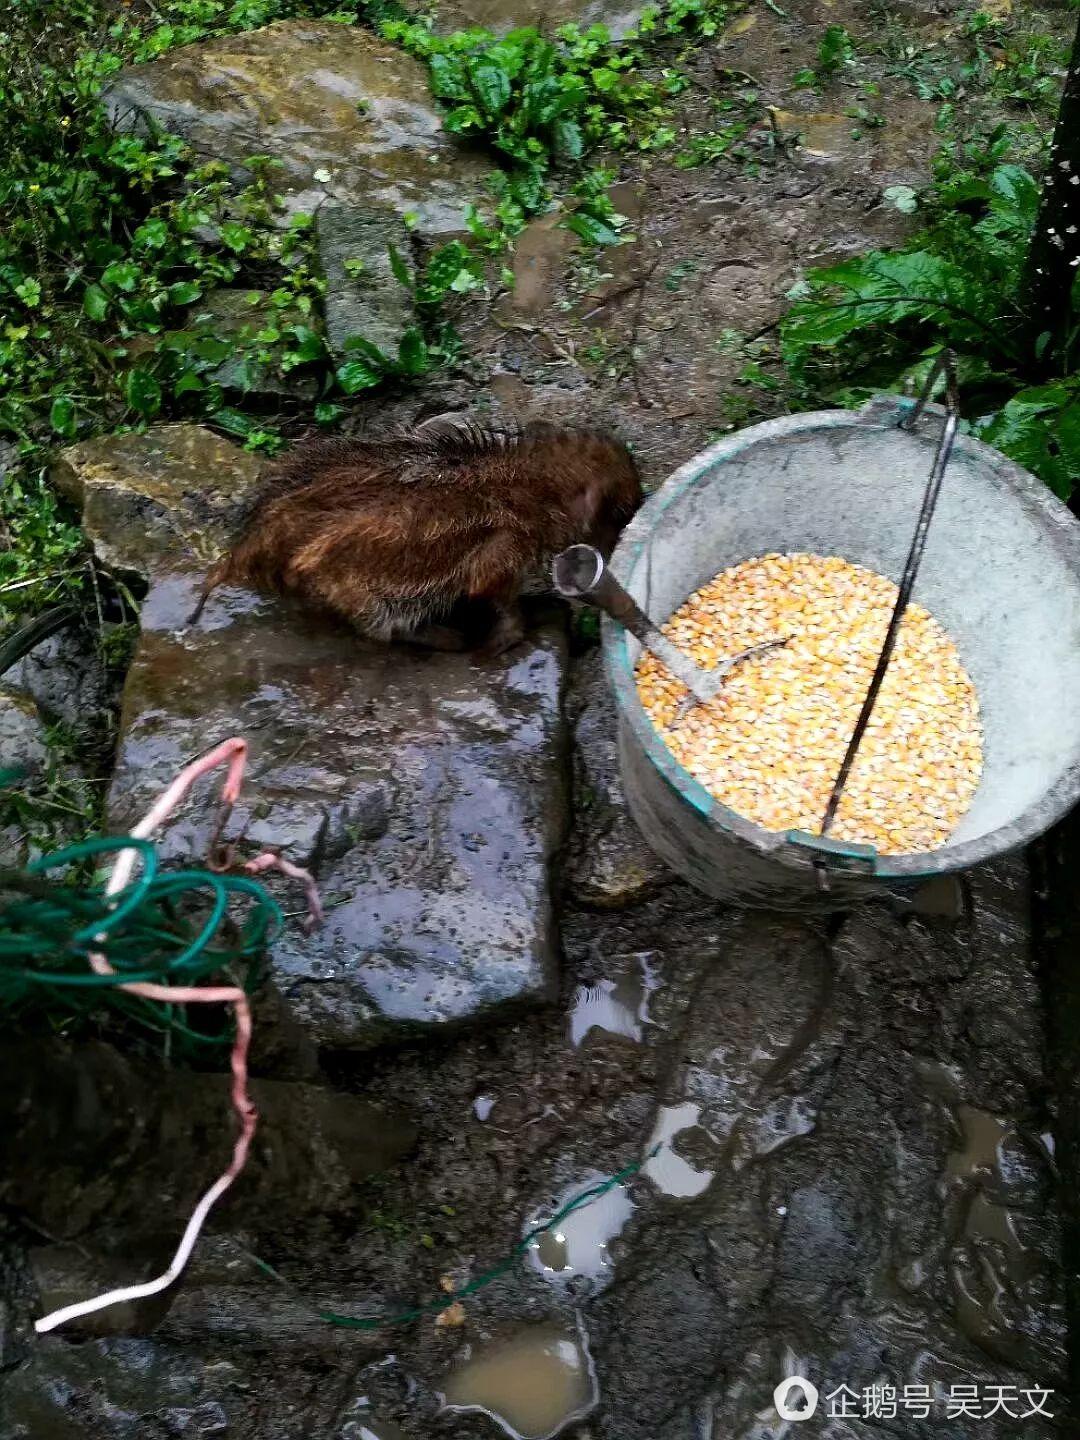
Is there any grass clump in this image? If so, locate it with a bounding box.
[781,129,1079,498]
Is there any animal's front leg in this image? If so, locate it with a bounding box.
[404,622,471,653]
[464,536,528,659]
[476,595,526,658]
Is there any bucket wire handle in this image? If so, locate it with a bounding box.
[817,350,961,844]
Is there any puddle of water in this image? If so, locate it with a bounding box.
[965,1193,1035,1279]
[569,955,658,1047]
[642,1103,716,1198]
[440,1321,597,1440]
[474,1094,495,1122]
[950,1250,1028,1366]
[947,1105,1009,1182]
[524,1171,635,1291]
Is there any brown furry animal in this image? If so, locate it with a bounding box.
[190,419,642,655]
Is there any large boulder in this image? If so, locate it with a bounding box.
[108,574,568,1049]
[55,427,569,1049]
[104,21,494,235]
[425,0,646,40]
[52,426,263,578]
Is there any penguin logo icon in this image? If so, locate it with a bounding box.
[773,1376,819,1420]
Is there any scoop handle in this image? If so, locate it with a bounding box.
[551,545,718,705]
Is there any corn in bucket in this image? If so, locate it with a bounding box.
[602,395,1080,910]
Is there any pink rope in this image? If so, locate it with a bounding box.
[34,737,315,1335]
[243,851,325,930]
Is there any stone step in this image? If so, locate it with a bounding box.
[58,428,568,1050]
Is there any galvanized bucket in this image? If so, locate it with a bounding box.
[602,394,1080,909]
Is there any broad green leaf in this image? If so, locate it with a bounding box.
[423,240,472,297]
[283,324,325,363]
[444,104,484,133]
[552,116,583,160]
[173,370,205,396]
[125,367,162,417]
[429,53,471,101]
[49,396,76,438]
[212,407,256,438]
[167,281,203,306]
[83,284,110,321]
[563,211,621,247]
[882,184,918,214]
[509,166,546,211]
[13,276,41,308]
[192,335,232,364]
[935,175,992,207]
[102,260,140,292]
[342,334,392,367]
[397,327,429,375]
[988,164,1040,226]
[220,221,255,253]
[978,402,1071,498]
[468,56,512,117]
[521,75,564,125]
[336,358,383,393]
[487,36,533,81]
[134,218,169,250]
[1001,383,1069,412]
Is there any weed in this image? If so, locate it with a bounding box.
[385,0,735,212]
[781,135,1079,497]
[794,24,857,90]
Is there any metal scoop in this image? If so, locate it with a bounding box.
[552,545,787,716]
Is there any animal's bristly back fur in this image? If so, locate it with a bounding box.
[190,419,643,643]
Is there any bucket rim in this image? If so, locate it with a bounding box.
[602,396,1080,880]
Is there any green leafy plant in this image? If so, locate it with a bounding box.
[385,1,732,208]
[794,24,857,89]
[781,140,1079,497]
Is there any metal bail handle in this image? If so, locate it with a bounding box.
[799,349,962,878]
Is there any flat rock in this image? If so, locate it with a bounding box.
[317,204,416,359]
[104,20,494,234]
[426,0,646,40]
[53,425,263,579]
[3,626,114,736]
[0,690,48,775]
[107,571,568,1050]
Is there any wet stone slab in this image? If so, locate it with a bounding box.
[53,426,263,576]
[107,573,568,1050]
[104,21,494,234]
[423,0,646,40]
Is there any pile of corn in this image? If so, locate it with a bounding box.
[635,553,983,855]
